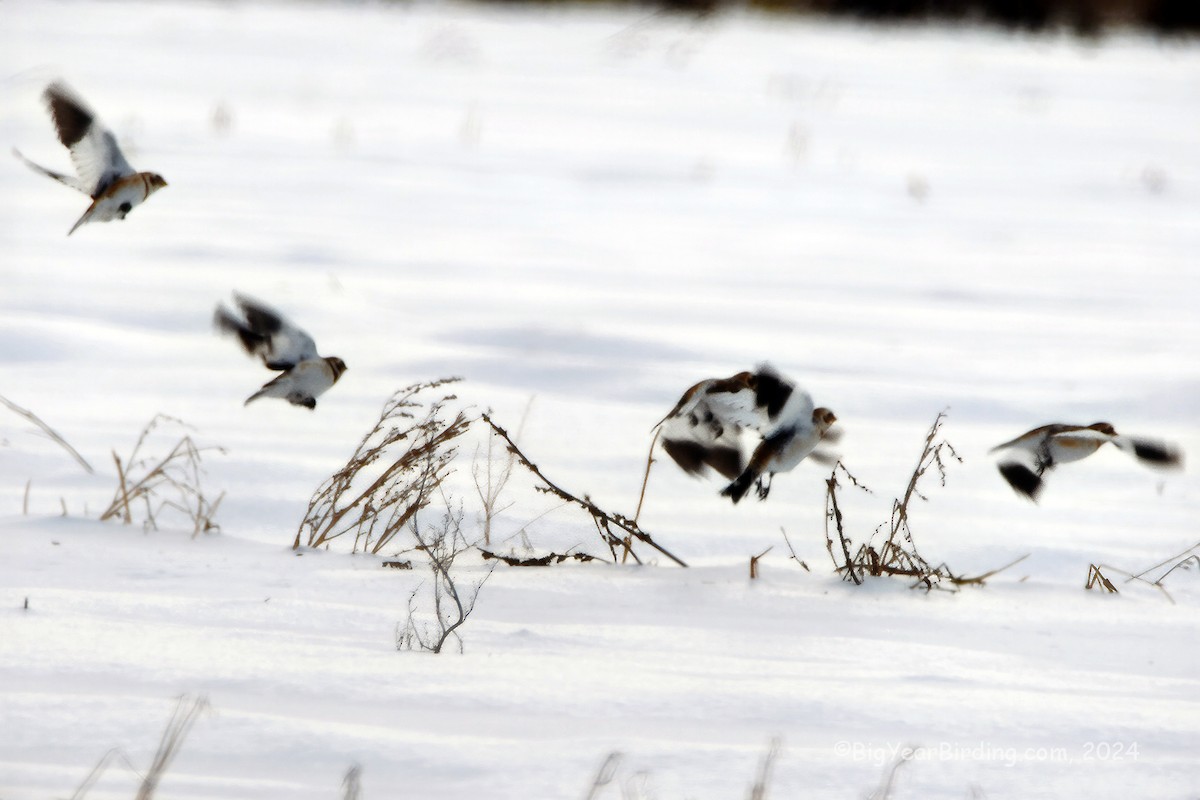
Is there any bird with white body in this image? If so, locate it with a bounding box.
[214,293,347,410]
[656,364,839,504]
[14,81,167,235]
[990,422,1182,501]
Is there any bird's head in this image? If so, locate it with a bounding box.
[1087,422,1117,437]
[813,407,837,431]
[326,357,348,382]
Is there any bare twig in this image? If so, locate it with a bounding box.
[298,379,470,554]
[1129,540,1200,584]
[1088,563,1174,603]
[482,413,686,568]
[342,765,362,800]
[779,528,809,571]
[0,393,94,473]
[584,752,623,800]
[750,546,773,580]
[99,416,224,535]
[1086,564,1119,594]
[824,466,861,585]
[135,695,210,800]
[866,746,916,800]
[69,747,141,800]
[473,399,531,546]
[479,548,601,567]
[70,696,208,800]
[633,427,661,524]
[747,737,781,800]
[825,412,1017,591]
[399,485,495,654]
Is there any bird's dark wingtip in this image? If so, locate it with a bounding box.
[998,462,1042,502]
[1130,439,1183,469]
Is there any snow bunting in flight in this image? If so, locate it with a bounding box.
[13,81,167,235]
[214,293,347,409]
[656,364,838,504]
[990,422,1182,501]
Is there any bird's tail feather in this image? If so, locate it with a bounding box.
[721,469,757,504]
[214,305,268,357]
[13,148,89,194]
[67,205,94,236]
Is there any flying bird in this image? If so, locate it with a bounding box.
[13,81,167,235]
[214,293,347,409]
[990,422,1183,501]
[655,365,838,504]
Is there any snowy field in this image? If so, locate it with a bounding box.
[2,1,1199,797]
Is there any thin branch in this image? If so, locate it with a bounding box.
[779,527,809,571]
[134,695,209,800]
[1129,539,1200,583]
[479,548,601,566]
[633,427,661,524]
[482,413,686,568]
[0,393,94,473]
[584,752,623,800]
[750,546,773,580]
[747,737,781,800]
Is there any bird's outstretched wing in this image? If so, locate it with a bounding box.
[215,293,319,370]
[42,82,136,197]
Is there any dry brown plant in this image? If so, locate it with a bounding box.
[296,378,470,553]
[481,412,687,567]
[99,415,224,536]
[826,412,1026,590]
[749,546,772,580]
[747,737,781,800]
[396,499,494,654]
[1085,564,1119,593]
[70,695,209,800]
[1086,540,1200,603]
[1,393,94,473]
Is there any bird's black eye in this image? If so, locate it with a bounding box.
[118,202,132,215]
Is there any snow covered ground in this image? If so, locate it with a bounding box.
[2,1,1198,797]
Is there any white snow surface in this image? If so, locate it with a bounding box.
[2,1,1199,797]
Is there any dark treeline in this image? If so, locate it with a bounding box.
[591,0,1200,33]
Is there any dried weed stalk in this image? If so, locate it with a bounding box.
[135,695,210,800]
[1,393,94,473]
[296,378,470,553]
[481,412,686,567]
[1086,539,1200,604]
[342,765,363,800]
[396,499,494,654]
[583,752,623,800]
[866,746,916,800]
[747,737,782,800]
[478,548,601,566]
[70,695,209,800]
[99,415,224,536]
[826,411,1026,590]
[1085,564,1119,594]
[472,400,530,546]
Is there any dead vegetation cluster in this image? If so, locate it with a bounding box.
[100,415,225,537]
[295,378,471,554]
[1086,540,1200,602]
[823,411,1027,591]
